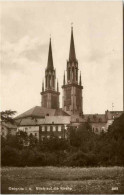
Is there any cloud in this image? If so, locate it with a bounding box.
[21,43,47,62]
[1,1,123,114]
[1,36,48,75]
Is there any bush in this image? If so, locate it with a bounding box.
[65,151,86,167]
[1,114,124,167]
[1,146,19,166]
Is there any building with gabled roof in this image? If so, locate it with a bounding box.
[15,27,123,139]
[15,106,69,120]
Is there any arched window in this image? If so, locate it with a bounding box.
[76,68,78,81]
[49,75,51,88]
[72,67,74,80]
[68,68,70,80]
[46,76,47,88]
[52,75,54,88]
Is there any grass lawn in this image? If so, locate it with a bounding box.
[1,166,124,194]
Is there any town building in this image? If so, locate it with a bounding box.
[1,121,17,138]
[14,27,123,139]
[15,106,70,140]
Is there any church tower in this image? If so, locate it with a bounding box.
[41,38,60,109]
[62,27,83,115]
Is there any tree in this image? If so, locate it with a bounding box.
[1,110,17,123]
[69,123,97,152]
[95,113,124,166]
[39,137,69,152]
[108,113,124,140]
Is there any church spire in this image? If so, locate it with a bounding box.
[47,37,54,71]
[69,26,76,62]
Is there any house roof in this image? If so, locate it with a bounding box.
[84,114,107,123]
[71,114,86,123]
[17,116,70,126]
[15,106,69,120]
[54,108,70,116]
[18,118,45,126]
[105,110,123,120]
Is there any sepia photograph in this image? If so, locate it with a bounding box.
[0,0,124,194]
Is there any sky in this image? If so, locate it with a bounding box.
[1,1,123,116]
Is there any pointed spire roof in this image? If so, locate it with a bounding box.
[47,38,54,71]
[69,26,76,61]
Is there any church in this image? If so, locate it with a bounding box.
[15,27,123,140]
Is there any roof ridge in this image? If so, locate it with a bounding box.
[15,106,38,119]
